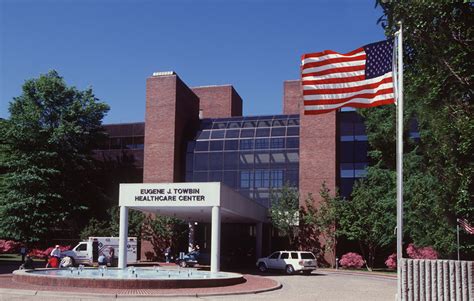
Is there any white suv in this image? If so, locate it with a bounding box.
[256,251,317,274]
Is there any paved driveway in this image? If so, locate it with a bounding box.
[0,269,396,301]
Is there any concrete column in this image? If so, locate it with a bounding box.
[211,206,221,273]
[118,206,129,269]
[256,222,263,259]
[188,222,195,252]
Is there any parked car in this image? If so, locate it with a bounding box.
[256,251,317,274]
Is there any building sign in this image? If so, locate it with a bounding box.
[119,183,220,207]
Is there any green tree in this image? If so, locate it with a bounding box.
[300,183,339,267]
[141,215,187,260]
[0,71,109,244]
[338,166,397,270]
[269,184,299,247]
[351,1,473,258]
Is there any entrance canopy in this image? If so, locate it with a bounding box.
[118,182,268,273]
[119,182,268,223]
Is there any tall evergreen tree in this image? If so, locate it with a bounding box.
[0,71,109,244]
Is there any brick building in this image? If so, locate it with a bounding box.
[96,71,369,266]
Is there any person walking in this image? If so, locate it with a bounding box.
[19,245,27,263]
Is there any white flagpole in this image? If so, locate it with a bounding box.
[396,21,404,300]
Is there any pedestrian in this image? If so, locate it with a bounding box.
[108,247,115,267]
[19,245,27,263]
[98,252,107,266]
[164,246,171,263]
[50,245,61,260]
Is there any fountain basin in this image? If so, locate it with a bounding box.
[13,267,245,289]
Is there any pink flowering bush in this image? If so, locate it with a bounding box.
[0,240,21,254]
[339,252,365,269]
[406,243,438,259]
[29,245,71,259]
[385,253,397,269]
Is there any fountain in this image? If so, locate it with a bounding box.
[13,267,244,289]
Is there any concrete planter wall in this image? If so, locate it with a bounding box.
[400,259,473,301]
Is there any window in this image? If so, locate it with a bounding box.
[226,129,240,138]
[272,119,287,127]
[240,139,254,150]
[269,252,280,259]
[198,131,210,139]
[193,171,208,182]
[209,140,224,151]
[213,122,227,129]
[300,253,315,259]
[194,153,208,170]
[195,141,209,152]
[280,252,289,259]
[271,127,286,137]
[257,120,271,127]
[227,121,241,129]
[286,137,299,148]
[239,152,254,169]
[224,152,239,170]
[255,138,269,149]
[270,138,284,149]
[271,170,284,187]
[255,170,270,188]
[256,128,270,137]
[209,153,223,170]
[240,171,254,188]
[286,126,299,136]
[241,129,255,138]
[210,130,225,139]
[76,243,87,251]
[291,252,298,259]
[224,140,238,150]
[223,171,237,188]
[242,121,256,128]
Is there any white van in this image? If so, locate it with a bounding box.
[62,237,137,266]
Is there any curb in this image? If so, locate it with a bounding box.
[320,269,397,280]
[0,277,282,299]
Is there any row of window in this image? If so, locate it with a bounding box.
[195,126,299,140]
[185,169,298,190]
[187,151,299,171]
[201,117,299,130]
[189,137,299,152]
[98,136,144,150]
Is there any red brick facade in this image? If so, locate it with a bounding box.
[143,74,200,183]
[192,85,243,118]
[283,80,301,115]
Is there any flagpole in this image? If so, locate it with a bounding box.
[396,21,404,300]
[457,219,460,261]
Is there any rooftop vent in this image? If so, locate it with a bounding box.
[152,71,176,76]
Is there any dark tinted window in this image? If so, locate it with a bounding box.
[300,253,315,259]
[280,252,289,259]
[269,252,280,259]
[226,129,240,138]
[291,252,298,259]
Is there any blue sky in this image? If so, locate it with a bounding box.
[0,0,386,124]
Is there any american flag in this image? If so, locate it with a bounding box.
[458,218,474,235]
[301,40,395,115]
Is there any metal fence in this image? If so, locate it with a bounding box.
[400,259,473,301]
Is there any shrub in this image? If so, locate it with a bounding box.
[339,252,365,269]
[0,240,21,254]
[144,251,155,261]
[385,253,397,269]
[406,243,438,259]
